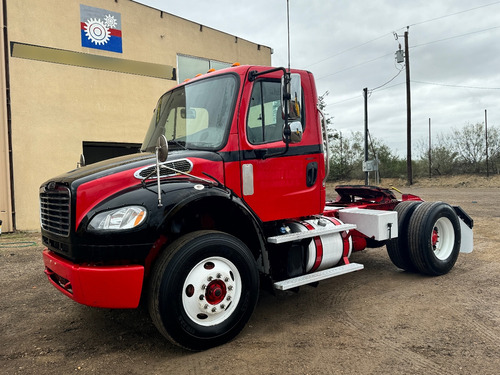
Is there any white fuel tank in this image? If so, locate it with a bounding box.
[287,216,352,273]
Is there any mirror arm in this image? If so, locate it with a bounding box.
[248,67,287,82]
[155,146,163,207]
[262,128,290,159]
[155,135,168,207]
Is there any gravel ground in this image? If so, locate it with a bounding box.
[1,184,499,375]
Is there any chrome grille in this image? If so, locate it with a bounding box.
[40,185,71,237]
[134,159,193,180]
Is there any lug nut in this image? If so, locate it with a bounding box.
[220,304,225,309]
[201,284,206,290]
[204,304,208,309]
[228,285,233,291]
[211,307,217,312]
[226,296,231,301]
[224,277,229,282]
[199,295,204,300]
[207,276,213,281]
[217,273,222,278]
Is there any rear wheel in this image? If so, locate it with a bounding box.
[408,202,461,276]
[148,230,259,350]
[386,201,422,272]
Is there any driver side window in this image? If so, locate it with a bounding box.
[246,80,284,144]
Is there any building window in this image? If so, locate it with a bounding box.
[82,141,141,164]
[177,55,231,82]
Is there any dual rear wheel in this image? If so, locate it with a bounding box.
[387,201,461,276]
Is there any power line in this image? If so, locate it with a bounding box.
[329,94,362,106]
[412,25,500,49]
[316,23,500,82]
[412,80,500,90]
[328,79,405,106]
[327,78,500,107]
[370,68,404,92]
[316,52,393,80]
[304,32,393,69]
[306,1,500,72]
[372,82,406,93]
[408,1,500,27]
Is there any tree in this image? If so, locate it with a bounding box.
[327,131,407,181]
[452,123,486,173]
[448,122,500,174]
[328,130,365,180]
[416,122,500,176]
[416,136,458,176]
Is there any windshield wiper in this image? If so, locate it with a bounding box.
[168,139,187,150]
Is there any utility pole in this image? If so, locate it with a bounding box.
[404,28,412,185]
[363,87,368,185]
[339,131,343,177]
[485,109,489,178]
[428,118,432,179]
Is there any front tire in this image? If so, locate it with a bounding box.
[408,202,461,276]
[148,230,260,350]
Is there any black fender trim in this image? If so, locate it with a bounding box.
[453,206,473,229]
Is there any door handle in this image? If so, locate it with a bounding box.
[306,162,318,187]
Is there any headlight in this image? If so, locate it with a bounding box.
[88,206,147,231]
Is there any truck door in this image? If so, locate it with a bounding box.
[239,77,323,222]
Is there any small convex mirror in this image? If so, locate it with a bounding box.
[180,108,197,119]
[156,134,168,162]
[281,73,302,121]
[288,121,303,143]
[77,153,86,168]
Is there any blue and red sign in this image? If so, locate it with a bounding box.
[80,4,122,53]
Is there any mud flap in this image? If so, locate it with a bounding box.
[454,206,473,253]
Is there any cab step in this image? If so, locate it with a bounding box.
[273,263,364,290]
[267,224,356,244]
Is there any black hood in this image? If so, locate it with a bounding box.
[41,150,224,188]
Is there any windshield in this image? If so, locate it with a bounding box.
[141,74,239,152]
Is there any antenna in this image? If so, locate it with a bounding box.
[287,0,291,72]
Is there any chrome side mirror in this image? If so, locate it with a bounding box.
[77,153,86,168]
[284,121,303,144]
[156,134,168,162]
[281,73,302,121]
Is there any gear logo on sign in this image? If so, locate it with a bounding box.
[104,14,118,29]
[84,18,111,45]
[80,5,122,53]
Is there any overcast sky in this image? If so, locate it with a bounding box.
[135,0,500,157]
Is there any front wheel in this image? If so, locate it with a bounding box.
[408,202,461,276]
[148,230,259,350]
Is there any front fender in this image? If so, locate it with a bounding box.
[77,179,265,264]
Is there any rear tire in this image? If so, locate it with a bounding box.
[386,201,422,272]
[148,230,259,350]
[408,202,461,276]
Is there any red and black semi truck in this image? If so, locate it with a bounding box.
[40,64,473,350]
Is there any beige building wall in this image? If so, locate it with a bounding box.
[1,0,13,232]
[2,0,271,231]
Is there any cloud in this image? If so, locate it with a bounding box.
[136,0,500,155]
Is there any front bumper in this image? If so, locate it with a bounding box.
[43,249,144,308]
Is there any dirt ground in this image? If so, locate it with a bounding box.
[1,176,499,374]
